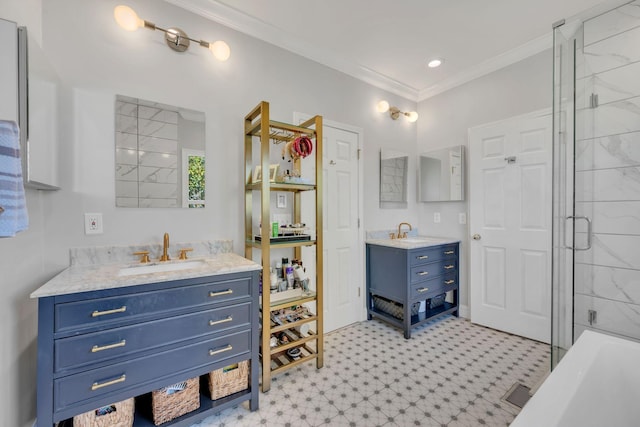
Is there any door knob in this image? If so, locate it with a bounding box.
[472,234,481,240]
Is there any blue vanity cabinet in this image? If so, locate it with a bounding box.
[366,242,459,338]
[35,270,260,427]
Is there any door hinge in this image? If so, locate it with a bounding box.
[357,218,360,228]
[358,287,361,297]
[589,93,599,108]
[357,148,361,160]
[588,309,597,325]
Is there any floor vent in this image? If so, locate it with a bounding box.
[502,382,531,409]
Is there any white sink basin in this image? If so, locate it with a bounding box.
[118,260,206,276]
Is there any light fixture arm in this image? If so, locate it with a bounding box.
[114,5,230,61]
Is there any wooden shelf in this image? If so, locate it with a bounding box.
[246,119,316,139]
[245,182,316,192]
[245,239,316,250]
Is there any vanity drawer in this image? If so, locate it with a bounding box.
[55,302,251,373]
[54,329,250,412]
[411,275,457,300]
[409,244,458,266]
[55,276,252,333]
[410,259,457,283]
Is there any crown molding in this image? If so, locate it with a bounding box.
[417,32,553,101]
[165,0,420,100]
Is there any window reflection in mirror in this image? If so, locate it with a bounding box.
[418,146,464,202]
[115,95,205,208]
[380,149,408,208]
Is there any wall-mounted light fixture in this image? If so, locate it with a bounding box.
[113,5,231,61]
[376,100,418,123]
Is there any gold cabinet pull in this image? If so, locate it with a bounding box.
[444,280,455,285]
[444,250,455,255]
[209,289,233,298]
[444,265,455,270]
[209,316,233,326]
[417,271,429,276]
[417,287,429,293]
[417,255,429,260]
[92,340,126,353]
[91,374,126,391]
[92,306,127,318]
[209,344,233,356]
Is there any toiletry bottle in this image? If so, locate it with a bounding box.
[285,265,294,289]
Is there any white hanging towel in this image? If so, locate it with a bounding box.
[0,120,28,237]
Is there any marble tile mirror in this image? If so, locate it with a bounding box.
[115,95,205,208]
[380,149,408,208]
[418,145,464,202]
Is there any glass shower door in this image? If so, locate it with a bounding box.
[573,1,640,344]
[551,20,577,369]
[552,1,640,370]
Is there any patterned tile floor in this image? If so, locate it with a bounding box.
[193,315,549,427]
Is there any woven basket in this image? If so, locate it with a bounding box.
[372,295,419,320]
[208,360,249,400]
[73,398,134,427]
[151,377,200,425]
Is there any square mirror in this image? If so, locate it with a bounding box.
[418,145,464,202]
[380,149,408,208]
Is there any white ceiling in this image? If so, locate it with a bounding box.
[168,0,627,101]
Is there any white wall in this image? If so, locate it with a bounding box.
[416,49,553,312]
[0,0,417,425]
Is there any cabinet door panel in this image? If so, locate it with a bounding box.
[410,274,457,300]
[55,277,251,333]
[54,329,250,412]
[410,260,458,283]
[55,302,251,373]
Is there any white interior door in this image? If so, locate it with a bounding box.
[469,112,552,343]
[295,114,364,333]
[322,124,362,332]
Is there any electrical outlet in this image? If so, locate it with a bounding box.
[434,212,441,223]
[84,213,103,235]
[459,213,467,224]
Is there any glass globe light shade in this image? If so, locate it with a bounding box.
[114,5,143,32]
[376,100,390,113]
[209,40,231,61]
[406,111,419,122]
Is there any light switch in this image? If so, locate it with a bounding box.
[459,213,467,224]
[434,212,441,223]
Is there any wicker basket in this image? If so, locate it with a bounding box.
[73,398,134,427]
[208,360,249,400]
[427,293,446,309]
[372,295,419,320]
[151,377,200,425]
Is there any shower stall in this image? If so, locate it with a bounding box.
[552,0,640,367]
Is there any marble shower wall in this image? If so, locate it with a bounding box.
[574,0,640,341]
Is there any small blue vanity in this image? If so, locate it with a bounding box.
[366,237,460,338]
[31,249,261,427]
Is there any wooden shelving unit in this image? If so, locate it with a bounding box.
[244,101,323,392]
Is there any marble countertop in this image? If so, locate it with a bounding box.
[31,253,262,298]
[366,236,460,250]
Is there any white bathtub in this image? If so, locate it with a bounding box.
[511,330,640,427]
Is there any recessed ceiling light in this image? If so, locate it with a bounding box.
[427,58,444,68]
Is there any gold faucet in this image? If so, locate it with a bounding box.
[160,232,170,261]
[397,222,412,239]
